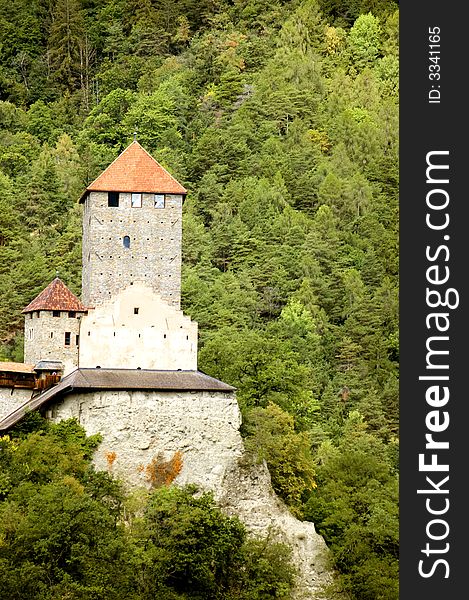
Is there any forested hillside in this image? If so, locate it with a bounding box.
[0,1,399,598]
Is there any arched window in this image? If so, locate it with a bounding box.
[123,235,130,249]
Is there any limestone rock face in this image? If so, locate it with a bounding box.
[217,458,332,600]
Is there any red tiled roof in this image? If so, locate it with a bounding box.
[79,141,187,202]
[22,278,87,313]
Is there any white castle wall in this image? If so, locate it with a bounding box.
[78,284,197,370]
[48,389,243,489]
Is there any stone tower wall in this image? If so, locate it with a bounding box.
[81,191,182,308]
[23,311,81,375]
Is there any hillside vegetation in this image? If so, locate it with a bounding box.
[0,1,399,598]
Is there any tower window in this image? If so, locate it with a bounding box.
[68,311,76,318]
[53,311,60,317]
[108,192,119,207]
[123,235,130,249]
[131,193,142,207]
[64,332,71,346]
[76,334,80,346]
[154,194,165,208]
[134,307,139,314]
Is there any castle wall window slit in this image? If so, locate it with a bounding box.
[64,332,71,346]
[123,235,130,249]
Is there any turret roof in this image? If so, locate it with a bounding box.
[79,141,187,202]
[22,278,87,313]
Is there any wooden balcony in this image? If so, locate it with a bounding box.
[0,376,36,389]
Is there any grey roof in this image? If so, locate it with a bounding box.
[34,360,64,371]
[0,368,235,432]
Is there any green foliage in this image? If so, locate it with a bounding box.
[0,2,399,597]
[0,425,295,599]
[244,403,317,514]
[305,413,399,598]
[347,13,382,69]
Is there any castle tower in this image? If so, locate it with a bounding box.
[22,277,88,375]
[79,142,187,308]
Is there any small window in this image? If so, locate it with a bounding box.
[53,311,60,318]
[76,334,80,346]
[68,311,76,318]
[131,193,142,207]
[154,194,165,208]
[50,332,53,339]
[65,332,71,346]
[108,192,119,207]
[123,235,130,249]
[134,307,139,315]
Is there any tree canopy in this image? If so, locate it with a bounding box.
[0,1,399,597]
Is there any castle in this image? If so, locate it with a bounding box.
[0,142,332,598]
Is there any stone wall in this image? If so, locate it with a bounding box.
[49,389,243,489]
[24,311,81,375]
[81,191,182,309]
[0,388,33,421]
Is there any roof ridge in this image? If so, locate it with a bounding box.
[22,277,88,313]
[79,141,187,201]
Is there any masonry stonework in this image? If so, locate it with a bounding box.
[82,191,182,309]
[0,388,33,421]
[23,311,81,375]
[48,389,243,489]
